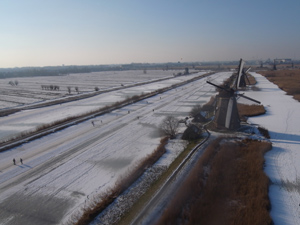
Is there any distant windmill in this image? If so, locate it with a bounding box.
[235,58,251,88]
[260,61,263,68]
[207,79,260,130]
[273,59,277,70]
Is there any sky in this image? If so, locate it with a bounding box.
[1,0,300,68]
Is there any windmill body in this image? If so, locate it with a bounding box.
[238,73,247,87]
[206,68,260,131]
[214,95,240,130]
[236,59,251,88]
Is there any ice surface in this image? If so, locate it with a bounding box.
[241,72,300,225]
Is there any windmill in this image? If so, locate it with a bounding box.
[273,59,277,70]
[207,78,260,130]
[235,58,251,88]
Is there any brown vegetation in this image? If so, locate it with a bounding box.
[259,69,300,101]
[156,138,272,225]
[237,103,266,121]
[74,137,168,225]
[258,126,270,139]
[247,73,257,85]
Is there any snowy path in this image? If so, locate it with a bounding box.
[244,72,300,225]
[0,72,232,225]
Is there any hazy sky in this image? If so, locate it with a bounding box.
[1,0,300,67]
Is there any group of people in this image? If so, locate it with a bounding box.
[13,158,23,165]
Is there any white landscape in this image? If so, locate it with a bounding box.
[0,70,299,225]
[0,71,228,225]
[0,70,199,143]
[245,72,300,225]
[0,70,187,109]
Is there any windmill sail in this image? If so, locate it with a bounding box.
[245,67,251,73]
[237,93,261,104]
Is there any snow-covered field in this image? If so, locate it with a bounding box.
[0,71,201,143]
[244,72,300,225]
[1,70,296,225]
[0,69,190,109]
[0,71,231,225]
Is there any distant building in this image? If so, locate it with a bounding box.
[274,58,293,64]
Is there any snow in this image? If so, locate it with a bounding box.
[240,72,300,225]
[0,71,232,225]
[0,70,194,109]
[0,72,205,143]
[1,70,298,224]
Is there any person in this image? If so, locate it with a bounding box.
[13,158,16,165]
[20,158,23,164]
[91,121,94,127]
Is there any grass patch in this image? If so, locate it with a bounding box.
[156,138,272,225]
[247,73,257,85]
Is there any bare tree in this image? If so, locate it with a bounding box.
[160,116,179,139]
[75,86,79,93]
[67,86,71,94]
